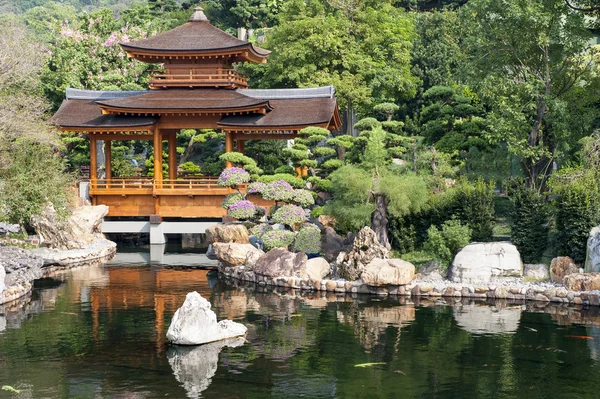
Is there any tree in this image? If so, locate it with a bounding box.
[203,0,283,30]
[463,0,599,189]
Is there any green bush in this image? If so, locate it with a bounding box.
[509,182,549,263]
[258,173,306,188]
[424,219,472,267]
[293,223,322,254]
[452,179,495,241]
[552,174,600,263]
[273,165,296,175]
[262,230,296,251]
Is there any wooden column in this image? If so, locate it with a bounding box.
[225,131,234,168]
[237,139,245,155]
[153,128,163,186]
[90,133,97,184]
[168,132,177,182]
[105,139,112,182]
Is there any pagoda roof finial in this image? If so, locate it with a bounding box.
[189,3,209,22]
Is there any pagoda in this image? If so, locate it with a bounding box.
[52,6,341,226]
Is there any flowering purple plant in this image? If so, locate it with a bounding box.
[250,223,271,238]
[293,223,322,254]
[247,182,267,195]
[291,189,315,207]
[262,180,294,202]
[228,200,257,220]
[272,204,307,227]
[222,193,244,210]
[217,167,250,188]
[262,229,296,251]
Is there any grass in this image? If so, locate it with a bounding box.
[397,249,436,269]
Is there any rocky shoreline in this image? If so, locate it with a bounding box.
[218,264,600,306]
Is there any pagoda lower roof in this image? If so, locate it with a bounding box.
[52,86,340,131]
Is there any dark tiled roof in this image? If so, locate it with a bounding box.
[120,21,270,57]
[52,100,158,129]
[218,98,337,128]
[96,89,270,111]
[237,85,335,100]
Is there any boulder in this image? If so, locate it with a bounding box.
[166,292,247,345]
[205,224,249,245]
[586,226,600,272]
[318,215,336,229]
[418,260,447,281]
[168,337,245,398]
[335,227,389,281]
[321,227,346,262]
[0,265,4,295]
[550,256,578,284]
[0,223,20,236]
[306,257,330,281]
[361,258,415,286]
[449,242,522,284]
[253,248,308,278]
[524,264,550,280]
[563,273,600,291]
[212,243,263,267]
[30,204,109,250]
[0,246,44,304]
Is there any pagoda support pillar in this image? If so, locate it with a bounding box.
[168,133,177,182]
[153,128,163,188]
[105,140,112,182]
[225,131,234,168]
[237,139,245,155]
[90,133,97,185]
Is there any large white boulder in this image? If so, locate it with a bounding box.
[306,257,330,281]
[168,337,245,397]
[361,258,415,286]
[0,265,4,296]
[212,243,263,267]
[166,292,247,345]
[449,242,522,284]
[586,226,600,272]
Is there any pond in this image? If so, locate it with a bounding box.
[1,252,600,398]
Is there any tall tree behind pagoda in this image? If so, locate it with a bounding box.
[242,0,418,132]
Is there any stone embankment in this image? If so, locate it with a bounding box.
[32,238,116,267]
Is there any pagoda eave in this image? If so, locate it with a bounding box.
[120,44,269,64]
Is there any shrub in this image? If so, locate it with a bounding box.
[509,183,549,263]
[310,206,325,219]
[258,173,306,188]
[217,167,250,187]
[261,179,295,202]
[354,117,381,132]
[273,165,296,175]
[272,204,307,227]
[247,182,267,195]
[312,147,337,158]
[293,223,322,254]
[222,193,244,210]
[452,179,495,241]
[250,223,271,238]
[179,161,201,174]
[424,219,472,267]
[262,229,296,251]
[321,159,344,170]
[552,174,600,263]
[291,189,315,207]
[228,200,256,220]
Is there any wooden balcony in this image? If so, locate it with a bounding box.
[89,178,272,218]
[149,70,248,89]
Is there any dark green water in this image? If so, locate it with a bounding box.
[2,258,600,398]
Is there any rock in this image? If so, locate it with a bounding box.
[30,204,109,250]
[32,238,116,266]
[563,273,600,291]
[321,227,346,262]
[0,223,20,235]
[306,257,330,281]
[453,304,521,335]
[335,227,390,281]
[550,256,578,284]
[418,260,447,281]
[253,248,308,278]
[0,246,43,304]
[361,258,415,287]
[212,243,263,267]
[245,248,264,270]
[586,226,600,272]
[524,264,550,280]
[206,244,216,260]
[205,224,250,245]
[168,337,245,398]
[0,265,4,295]
[318,215,336,229]
[448,242,522,284]
[166,292,247,345]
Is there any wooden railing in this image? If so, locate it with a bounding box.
[149,70,248,89]
[89,177,237,195]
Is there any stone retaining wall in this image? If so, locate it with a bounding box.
[32,238,116,267]
[218,264,600,307]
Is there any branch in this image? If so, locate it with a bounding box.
[565,0,600,12]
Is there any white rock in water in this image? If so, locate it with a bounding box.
[167,292,247,345]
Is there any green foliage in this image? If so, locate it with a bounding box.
[354,117,382,132]
[424,219,472,267]
[550,172,600,263]
[179,161,201,174]
[258,174,306,188]
[298,126,330,138]
[310,206,325,219]
[373,102,400,121]
[262,229,296,251]
[509,182,549,263]
[219,152,263,175]
[0,140,73,226]
[312,147,337,158]
[293,223,322,254]
[451,179,495,241]
[320,159,344,171]
[273,165,296,175]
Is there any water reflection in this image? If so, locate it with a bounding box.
[453,302,522,335]
[168,337,246,398]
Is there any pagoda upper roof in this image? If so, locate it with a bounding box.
[120,6,270,62]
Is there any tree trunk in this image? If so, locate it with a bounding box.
[371,193,391,250]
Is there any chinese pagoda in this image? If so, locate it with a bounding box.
[52,6,341,224]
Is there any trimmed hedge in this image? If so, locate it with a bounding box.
[509,183,549,263]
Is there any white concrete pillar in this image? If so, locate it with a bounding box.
[150,223,166,245]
